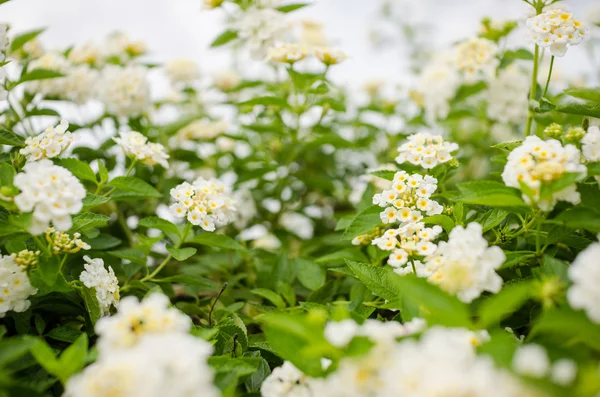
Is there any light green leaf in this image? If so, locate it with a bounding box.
[210,30,238,47]
[18,68,65,84]
[10,28,45,52]
[555,98,600,118]
[107,176,161,199]
[79,285,102,325]
[276,3,310,12]
[477,281,533,328]
[166,245,197,261]
[70,212,110,232]
[564,87,600,103]
[456,180,528,208]
[422,214,455,234]
[555,207,600,233]
[82,194,110,209]
[531,308,600,352]
[56,158,97,184]
[108,248,147,265]
[238,96,287,108]
[251,288,286,309]
[342,206,381,240]
[0,128,25,147]
[139,216,181,244]
[56,333,88,384]
[187,233,246,251]
[295,258,326,291]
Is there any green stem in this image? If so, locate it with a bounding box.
[542,56,554,98]
[32,235,50,256]
[141,222,192,282]
[525,44,540,137]
[58,254,68,272]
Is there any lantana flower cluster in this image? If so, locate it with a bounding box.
[487,64,530,125]
[113,131,170,168]
[526,8,586,57]
[567,241,600,324]
[502,136,586,211]
[262,323,539,397]
[452,37,499,81]
[170,177,237,231]
[169,120,229,150]
[234,6,288,57]
[0,255,38,317]
[395,132,459,169]
[65,293,219,397]
[14,160,86,235]
[20,120,72,161]
[79,256,120,316]
[97,65,151,117]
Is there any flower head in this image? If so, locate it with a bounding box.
[98,65,151,117]
[526,8,586,57]
[0,255,37,317]
[113,131,169,168]
[14,160,86,235]
[165,58,200,86]
[502,136,586,211]
[452,37,498,81]
[20,120,72,161]
[235,7,288,57]
[79,256,119,316]
[170,177,237,231]
[314,47,348,65]
[395,132,459,169]
[568,242,600,324]
[266,43,310,63]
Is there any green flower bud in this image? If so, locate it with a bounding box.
[544,123,563,139]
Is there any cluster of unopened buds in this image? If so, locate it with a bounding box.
[266,42,347,65]
[11,249,40,270]
[45,228,91,254]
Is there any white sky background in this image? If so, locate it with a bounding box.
[1,0,598,93]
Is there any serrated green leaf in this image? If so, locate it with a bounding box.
[342,206,381,240]
[82,194,110,209]
[0,128,25,147]
[70,212,110,232]
[138,216,180,242]
[107,176,161,199]
[456,180,528,208]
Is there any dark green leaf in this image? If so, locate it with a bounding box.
[295,258,326,291]
[107,176,161,199]
[251,288,286,309]
[187,233,246,251]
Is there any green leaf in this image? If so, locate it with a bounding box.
[555,207,600,233]
[531,308,600,352]
[208,356,260,376]
[422,214,455,234]
[82,194,110,209]
[341,206,381,240]
[79,285,102,325]
[108,248,147,265]
[251,288,286,309]
[138,216,181,243]
[166,245,197,261]
[540,172,584,200]
[491,140,522,152]
[187,233,246,251]
[107,176,161,199]
[276,3,310,12]
[295,258,326,291]
[10,28,45,52]
[30,338,60,375]
[0,337,36,367]
[456,180,528,208]
[56,333,88,384]
[477,281,533,328]
[368,169,396,180]
[555,98,600,118]
[45,326,82,343]
[97,160,109,184]
[238,96,287,108]
[18,68,65,84]
[70,212,110,232]
[87,234,122,250]
[564,87,600,103]
[346,260,471,327]
[56,158,97,184]
[454,81,487,102]
[0,128,25,147]
[477,208,509,232]
[0,162,15,186]
[210,30,238,47]
[499,48,534,69]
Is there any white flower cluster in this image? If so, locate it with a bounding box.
[266,43,309,63]
[526,8,586,57]
[372,222,443,268]
[0,24,7,101]
[502,136,586,211]
[25,52,97,104]
[165,58,200,86]
[416,53,460,122]
[170,177,237,231]
[324,318,426,348]
[395,132,459,169]
[372,171,443,225]
[14,160,86,235]
[582,125,600,162]
[567,241,600,324]
[235,6,289,57]
[262,325,538,397]
[65,293,218,397]
[20,120,72,161]
[103,31,147,61]
[487,64,530,125]
[97,65,151,117]
[279,212,314,240]
[169,120,229,150]
[113,131,170,168]
[513,344,577,386]
[79,256,119,316]
[0,255,38,317]
[452,37,498,82]
[425,222,505,303]
[95,293,191,352]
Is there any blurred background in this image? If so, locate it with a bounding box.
[2,0,599,93]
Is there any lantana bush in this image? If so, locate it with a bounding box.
[1,0,600,396]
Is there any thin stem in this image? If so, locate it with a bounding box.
[208,282,228,327]
[58,254,68,272]
[542,56,555,98]
[525,44,540,136]
[32,235,50,256]
[141,222,192,281]
[101,160,137,197]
